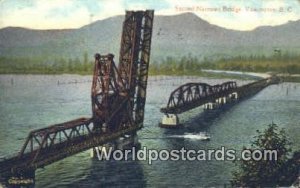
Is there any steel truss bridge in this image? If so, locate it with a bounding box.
[161,77,280,114]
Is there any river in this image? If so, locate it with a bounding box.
[0,75,299,187]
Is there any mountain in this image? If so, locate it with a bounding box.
[0,13,300,61]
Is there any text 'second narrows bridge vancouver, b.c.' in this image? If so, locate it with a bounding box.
[0,9,280,187]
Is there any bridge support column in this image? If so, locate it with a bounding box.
[231,92,238,100]
[204,93,239,111]
[216,97,226,106]
[159,114,180,128]
[221,97,227,105]
[216,98,221,106]
[90,133,141,159]
[204,102,218,110]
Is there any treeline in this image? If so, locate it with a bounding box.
[0,52,93,74]
[1,53,300,75]
[149,55,203,75]
[149,53,300,75]
[213,53,300,74]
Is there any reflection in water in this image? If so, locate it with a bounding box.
[71,159,146,187]
[35,151,146,188]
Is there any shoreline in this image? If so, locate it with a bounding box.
[0,71,257,80]
[201,69,271,79]
[1,70,300,82]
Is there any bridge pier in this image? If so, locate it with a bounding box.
[159,114,180,128]
[230,92,238,100]
[90,132,141,159]
[219,97,227,106]
[204,102,219,110]
[204,92,239,111]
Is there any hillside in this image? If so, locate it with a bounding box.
[0,13,300,61]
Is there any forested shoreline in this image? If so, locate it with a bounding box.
[1,53,300,75]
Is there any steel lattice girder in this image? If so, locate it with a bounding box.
[161,81,237,114]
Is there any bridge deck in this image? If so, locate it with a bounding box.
[0,117,141,174]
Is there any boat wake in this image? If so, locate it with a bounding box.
[167,132,210,140]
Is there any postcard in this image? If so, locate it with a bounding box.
[0,0,299,187]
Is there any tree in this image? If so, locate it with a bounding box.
[58,57,67,72]
[231,123,298,187]
[68,58,74,72]
[73,57,81,71]
[83,52,89,72]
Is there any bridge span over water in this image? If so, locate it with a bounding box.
[160,76,280,127]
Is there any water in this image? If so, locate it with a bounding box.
[0,75,299,187]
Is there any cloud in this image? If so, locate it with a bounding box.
[0,0,122,29]
[94,0,124,19]
[1,0,91,29]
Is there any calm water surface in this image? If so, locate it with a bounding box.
[0,75,299,187]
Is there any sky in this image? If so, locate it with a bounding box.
[0,0,300,31]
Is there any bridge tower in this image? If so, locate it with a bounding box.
[91,10,154,152]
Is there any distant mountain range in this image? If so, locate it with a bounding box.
[0,13,300,61]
